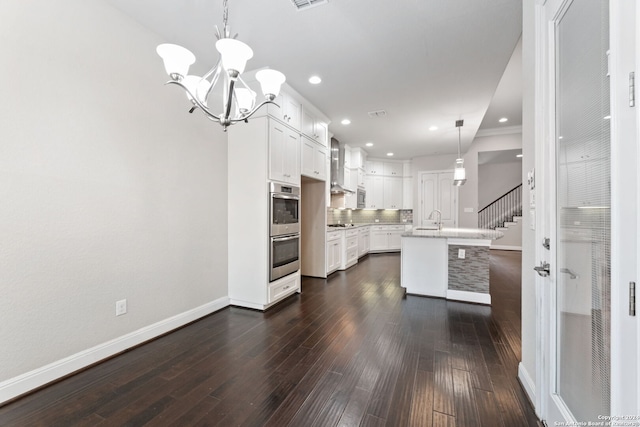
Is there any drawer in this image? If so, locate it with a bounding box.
[346,236,358,249]
[358,226,370,234]
[388,225,405,231]
[371,225,386,231]
[268,274,299,303]
[346,229,358,237]
[327,230,343,241]
[346,247,358,262]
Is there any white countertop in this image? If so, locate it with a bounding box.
[326,223,412,232]
[402,227,504,240]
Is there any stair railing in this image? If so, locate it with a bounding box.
[477,184,523,230]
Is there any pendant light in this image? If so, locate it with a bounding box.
[453,119,467,186]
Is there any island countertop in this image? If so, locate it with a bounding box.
[402,227,504,240]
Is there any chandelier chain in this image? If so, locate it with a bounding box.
[222,0,229,37]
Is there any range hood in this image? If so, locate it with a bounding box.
[330,137,354,194]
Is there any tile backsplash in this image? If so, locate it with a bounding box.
[328,209,413,225]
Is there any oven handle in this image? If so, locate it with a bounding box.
[272,193,300,201]
[272,234,299,242]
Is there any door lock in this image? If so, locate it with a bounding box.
[534,261,551,277]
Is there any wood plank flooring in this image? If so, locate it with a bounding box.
[0,250,541,426]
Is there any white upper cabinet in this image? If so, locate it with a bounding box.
[301,137,327,181]
[266,91,301,132]
[269,119,300,185]
[302,106,328,147]
[383,162,403,176]
[366,160,384,175]
[365,175,384,209]
[383,177,403,209]
[350,148,366,169]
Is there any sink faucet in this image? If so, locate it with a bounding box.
[428,209,443,230]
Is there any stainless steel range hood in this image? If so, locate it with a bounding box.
[330,137,354,194]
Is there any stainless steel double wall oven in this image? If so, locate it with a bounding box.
[269,183,300,282]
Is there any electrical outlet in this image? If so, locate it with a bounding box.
[116,299,127,316]
[458,249,466,259]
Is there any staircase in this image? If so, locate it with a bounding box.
[478,184,523,250]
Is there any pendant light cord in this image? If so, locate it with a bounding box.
[222,0,229,37]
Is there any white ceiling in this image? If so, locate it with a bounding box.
[106,0,522,160]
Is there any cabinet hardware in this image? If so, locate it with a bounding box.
[534,261,550,277]
[542,237,550,250]
[630,72,636,108]
[559,268,578,279]
[630,282,636,316]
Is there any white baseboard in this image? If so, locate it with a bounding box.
[446,290,491,305]
[518,362,536,405]
[0,296,230,405]
[491,245,522,251]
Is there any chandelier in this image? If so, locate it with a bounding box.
[453,119,467,186]
[156,0,286,131]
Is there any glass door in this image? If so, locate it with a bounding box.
[554,0,610,421]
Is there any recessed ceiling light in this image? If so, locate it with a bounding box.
[429,126,438,131]
[365,142,374,147]
[386,152,394,157]
[558,136,564,139]
[499,117,508,123]
[308,75,322,84]
[516,154,523,158]
[341,119,351,125]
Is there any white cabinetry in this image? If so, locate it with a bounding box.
[383,162,403,176]
[358,226,370,257]
[326,230,343,275]
[341,228,359,270]
[364,175,384,209]
[302,107,328,146]
[366,160,384,175]
[269,120,300,185]
[266,91,302,131]
[302,137,327,181]
[369,225,405,252]
[383,177,403,209]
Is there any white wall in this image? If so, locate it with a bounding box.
[0,0,228,398]
[520,0,538,407]
[457,133,522,228]
[478,160,523,209]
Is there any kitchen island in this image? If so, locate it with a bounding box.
[401,227,504,304]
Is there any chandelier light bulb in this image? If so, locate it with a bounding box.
[215,38,254,76]
[234,88,256,112]
[256,69,286,99]
[182,75,212,105]
[156,44,196,81]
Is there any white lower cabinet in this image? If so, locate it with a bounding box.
[369,225,405,252]
[341,229,359,270]
[326,230,343,275]
[268,273,300,304]
[358,227,370,258]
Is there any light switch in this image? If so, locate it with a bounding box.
[458,249,466,259]
[464,207,474,213]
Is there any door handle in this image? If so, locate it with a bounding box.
[534,261,550,277]
[559,268,579,279]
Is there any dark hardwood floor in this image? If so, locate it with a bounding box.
[0,250,540,426]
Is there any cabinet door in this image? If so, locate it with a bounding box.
[383,177,403,209]
[388,231,402,250]
[365,175,384,208]
[366,161,383,175]
[283,95,301,131]
[301,138,317,178]
[284,128,300,185]
[357,168,365,188]
[315,121,328,147]
[315,144,327,181]
[383,162,403,177]
[269,120,287,183]
[370,230,388,251]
